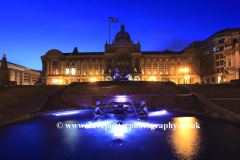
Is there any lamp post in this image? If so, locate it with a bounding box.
[180,68,189,84]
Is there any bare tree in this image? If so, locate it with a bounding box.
[185,48,215,82]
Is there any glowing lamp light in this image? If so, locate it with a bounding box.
[184,76,190,79]
[149,110,167,116]
[183,68,189,72]
[149,77,156,81]
[116,95,127,102]
[90,78,97,82]
[113,125,127,137]
[57,80,63,82]
[53,111,79,116]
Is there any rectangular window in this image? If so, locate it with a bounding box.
[159,68,162,75]
[102,69,104,75]
[71,68,75,75]
[171,61,174,65]
[165,61,168,65]
[72,62,75,66]
[53,61,58,65]
[66,62,69,66]
[78,69,81,75]
[109,69,111,73]
[142,69,144,74]
[66,68,69,75]
[166,69,168,74]
[52,79,57,84]
[153,61,156,65]
[147,61,150,65]
[148,68,150,75]
[95,69,98,75]
[177,61,180,65]
[90,69,92,75]
[153,69,156,74]
[84,69,87,75]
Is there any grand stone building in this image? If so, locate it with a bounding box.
[41,24,201,85]
[0,55,42,85]
[185,28,240,84]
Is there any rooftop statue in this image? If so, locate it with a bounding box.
[110,68,131,81]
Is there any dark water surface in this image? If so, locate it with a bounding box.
[0,110,240,160]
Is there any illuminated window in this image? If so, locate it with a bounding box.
[84,69,87,75]
[159,68,162,75]
[78,69,81,75]
[148,68,150,75]
[166,69,168,74]
[66,68,69,75]
[165,61,169,65]
[95,69,98,75]
[177,61,181,65]
[102,69,104,75]
[90,69,92,75]
[52,79,57,84]
[71,68,75,75]
[109,69,111,73]
[153,69,156,74]
[142,69,144,74]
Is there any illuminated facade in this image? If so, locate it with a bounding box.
[0,56,41,85]
[41,24,200,85]
[185,28,240,84]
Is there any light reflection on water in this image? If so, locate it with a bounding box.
[168,117,202,160]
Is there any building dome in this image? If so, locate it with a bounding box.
[45,49,63,56]
[114,23,131,43]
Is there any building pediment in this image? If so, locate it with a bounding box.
[113,40,132,46]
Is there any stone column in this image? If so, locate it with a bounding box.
[87,60,89,76]
[235,51,239,68]
[81,59,83,75]
[151,60,153,75]
[138,58,141,73]
[17,70,19,85]
[231,53,234,67]
[12,70,15,81]
[47,60,49,75]
[145,59,147,75]
[50,60,52,75]
[226,55,229,68]
[93,60,95,75]
[157,60,159,75]
[10,69,13,81]
[58,60,61,75]
[22,71,24,85]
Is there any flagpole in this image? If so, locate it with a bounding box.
[109,15,110,45]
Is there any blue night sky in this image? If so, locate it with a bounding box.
[0,0,240,71]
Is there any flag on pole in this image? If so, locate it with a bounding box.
[110,17,118,22]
